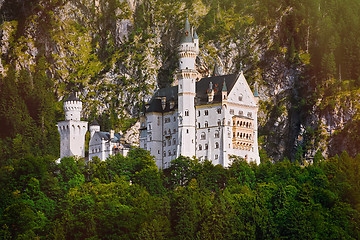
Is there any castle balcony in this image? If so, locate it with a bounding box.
[178,45,197,53]
[176,69,198,79]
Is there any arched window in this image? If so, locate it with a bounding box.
[215,142,219,149]
[217,108,221,114]
[238,94,243,101]
[205,121,208,128]
[217,120,221,126]
[215,131,219,138]
[205,144,208,150]
[198,122,201,128]
[201,132,206,140]
[199,144,202,150]
[168,150,171,156]
[173,138,176,144]
[163,151,166,157]
[215,154,218,160]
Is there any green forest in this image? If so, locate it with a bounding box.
[1,0,360,238]
[1,150,359,239]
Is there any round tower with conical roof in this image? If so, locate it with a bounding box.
[177,16,198,158]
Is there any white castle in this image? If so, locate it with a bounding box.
[57,94,130,160]
[139,18,260,169]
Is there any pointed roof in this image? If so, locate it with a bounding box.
[222,79,227,92]
[254,85,259,97]
[193,30,199,39]
[65,92,80,102]
[181,17,193,43]
[90,119,99,126]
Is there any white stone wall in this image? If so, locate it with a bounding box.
[58,120,88,159]
[195,105,223,164]
[145,113,163,168]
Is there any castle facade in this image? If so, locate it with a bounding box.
[139,18,260,169]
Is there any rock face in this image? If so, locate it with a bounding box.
[1,0,359,161]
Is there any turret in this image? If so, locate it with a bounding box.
[89,120,100,139]
[254,83,259,105]
[207,82,215,103]
[64,93,82,121]
[193,30,199,54]
[222,79,228,101]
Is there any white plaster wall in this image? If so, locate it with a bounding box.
[58,120,87,159]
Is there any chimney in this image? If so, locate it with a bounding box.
[110,130,115,139]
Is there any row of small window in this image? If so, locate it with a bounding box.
[199,154,219,160]
[233,132,252,140]
[163,149,177,157]
[164,116,177,123]
[91,148,101,153]
[197,108,222,116]
[198,120,222,128]
[200,132,220,140]
[233,142,253,151]
[164,129,176,135]
[230,109,252,118]
[233,120,252,128]
[198,142,219,150]
[164,138,176,147]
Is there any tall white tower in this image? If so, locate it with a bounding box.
[177,17,198,158]
[57,93,88,159]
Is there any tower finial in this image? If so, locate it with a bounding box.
[181,13,192,43]
[254,82,259,97]
[222,79,227,92]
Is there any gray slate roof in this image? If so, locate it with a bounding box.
[181,18,193,43]
[144,73,238,113]
[94,131,131,147]
[65,93,80,102]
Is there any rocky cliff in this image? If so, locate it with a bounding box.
[1,0,359,160]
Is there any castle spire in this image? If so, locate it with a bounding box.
[181,16,193,43]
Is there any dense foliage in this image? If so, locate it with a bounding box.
[0,149,359,239]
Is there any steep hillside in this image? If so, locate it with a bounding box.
[1,0,359,160]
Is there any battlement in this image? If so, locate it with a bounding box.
[64,100,82,121]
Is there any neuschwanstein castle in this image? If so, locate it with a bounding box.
[139,18,260,169]
[57,17,260,168]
